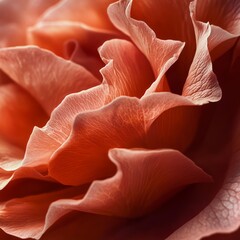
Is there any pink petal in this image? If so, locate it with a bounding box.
[43,148,210,228]
[0,46,99,114]
[39,0,117,32]
[167,122,240,240]
[182,2,222,104]
[48,92,198,187]
[0,186,85,239]
[99,39,154,100]
[0,83,47,148]
[0,137,23,173]
[41,212,125,240]
[195,0,240,61]
[196,0,240,36]
[28,22,120,79]
[146,105,201,152]
[166,45,240,240]
[0,85,105,191]
[48,97,145,186]
[22,84,107,168]
[141,92,193,129]
[108,0,184,93]
[0,0,59,47]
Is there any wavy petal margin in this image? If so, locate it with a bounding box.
[0,46,99,114]
[108,0,184,93]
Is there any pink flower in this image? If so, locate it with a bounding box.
[0,0,239,239]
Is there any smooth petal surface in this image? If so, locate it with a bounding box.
[28,22,119,79]
[48,97,145,186]
[74,148,210,217]
[48,92,196,186]
[0,186,85,239]
[196,0,240,60]
[182,2,222,104]
[166,35,240,240]
[108,0,184,93]
[39,148,210,238]
[196,0,240,36]
[0,0,59,47]
[0,138,23,185]
[99,39,154,100]
[39,0,117,32]
[22,84,107,168]
[0,83,47,148]
[0,46,99,115]
[167,118,240,240]
[41,212,125,240]
[146,105,201,152]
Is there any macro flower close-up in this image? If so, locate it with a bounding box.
[0,0,240,239]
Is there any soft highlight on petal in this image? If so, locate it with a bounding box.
[182,2,222,104]
[99,39,154,100]
[48,97,145,186]
[0,46,99,114]
[108,0,184,93]
[0,0,59,47]
[0,83,47,148]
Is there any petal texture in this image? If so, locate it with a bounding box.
[0,0,59,47]
[108,0,184,93]
[0,46,99,114]
[182,2,222,104]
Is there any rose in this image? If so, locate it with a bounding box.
[0,0,239,240]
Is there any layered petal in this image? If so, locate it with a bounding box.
[0,46,99,114]
[33,148,210,239]
[0,186,85,239]
[28,22,119,79]
[39,0,117,32]
[22,84,107,168]
[48,97,145,186]
[0,0,59,47]
[196,0,240,36]
[99,39,154,101]
[68,148,210,217]
[182,2,222,104]
[167,32,240,240]
[196,0,240,60]
[167,117,240,240]
[108,0,184,93]
[0,83,47,148]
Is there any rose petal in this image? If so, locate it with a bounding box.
[108,0,184,93]
[141,92,193,129]
[99,39,154,100]
[146,105,201,152]
[196,0,240,61]
[40,0,117,32]
[0,0,59,47]
[22,84,107,168]
[0,137,23,172]
[196,0,240,36]
[76,148,210,217]
[41,211,124,240]
[28,22,119,79]
[48,91,198,186]
[48,97,145,186]
[0,46,99,114]
[182,2,222,104]
[0,186,85,239]
[42,148,210,233]
[0,83,47,148]
[167,120,240,240]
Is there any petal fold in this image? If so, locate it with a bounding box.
[0,46,99,114]
[182,2,222,104]
[108,0,184,93]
